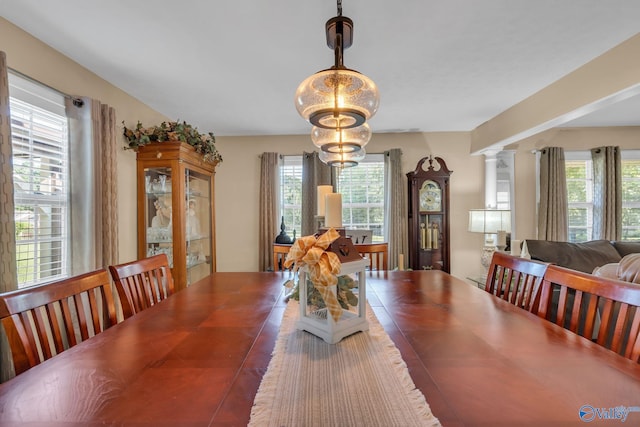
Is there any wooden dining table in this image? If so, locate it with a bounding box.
[0,270,639,426]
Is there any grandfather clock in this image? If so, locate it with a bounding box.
[407,156,452,272]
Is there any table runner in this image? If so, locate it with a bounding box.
[249,301,442,427]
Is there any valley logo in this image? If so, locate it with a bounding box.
[579,405,640,423]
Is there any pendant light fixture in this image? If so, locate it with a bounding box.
[295,0,379,168]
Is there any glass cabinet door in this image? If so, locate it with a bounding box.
[144,167,174,267]
[137,142,217,290]
[185,169,212,285]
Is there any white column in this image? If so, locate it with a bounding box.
[484,151,499,209]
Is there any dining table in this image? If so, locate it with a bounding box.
[0,270,639,426]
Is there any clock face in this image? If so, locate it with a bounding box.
[419,180,442,211]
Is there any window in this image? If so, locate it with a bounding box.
[9,73,70,288]
[565,150,640,242]
[565,152,593,242]
[496,151,514,211]
[336,154,385,242]
[621,152,640,240]
[279,154,386,242]
[280,155,303,239]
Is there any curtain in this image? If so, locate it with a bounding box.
[98,102,118,267]
[538,147,568,241]
[301,152,332,236]
[592,146,622,240]
[258,152,279,271]
[0,51,19,381]
[384,149,407,270]
[66,97,118,272]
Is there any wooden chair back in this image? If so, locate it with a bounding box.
[357,243,388,272]
[485,251,549,312]
[0,269,117,375]
[537,264,640,363]
[108,254,175,319]
[273,243,292,272]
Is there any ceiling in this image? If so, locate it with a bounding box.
[2,0,640,137]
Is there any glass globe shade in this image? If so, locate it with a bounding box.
[311,123,371,153]
[295,68,379,130]
[319,147,366,168]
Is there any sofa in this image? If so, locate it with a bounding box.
[522,239,640,284]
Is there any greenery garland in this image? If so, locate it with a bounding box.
[122,120,222,163]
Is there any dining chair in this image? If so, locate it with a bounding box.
[356,243,388,272]
[0,269,117,375]
[108,253,175,319]
[536,264,640,363]
[273,243,292,272]
[485,251,549,313]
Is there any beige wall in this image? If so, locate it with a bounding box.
[215,132,486,280]
[4,18,639,284]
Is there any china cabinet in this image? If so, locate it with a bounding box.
[406,156,452,272]
[136,142,218,290]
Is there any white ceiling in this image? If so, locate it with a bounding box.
[2,0,640,137]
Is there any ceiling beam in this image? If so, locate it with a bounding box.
[470,32,640,155]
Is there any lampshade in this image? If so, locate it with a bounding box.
[319,147,366,168]
[468,209,511,233]
[311,123,371,153]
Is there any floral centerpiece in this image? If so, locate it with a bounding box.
[284,228,369,344]
[122,120,222,164]
[282,228,358,320]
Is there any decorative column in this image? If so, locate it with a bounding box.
[484,150,499,209]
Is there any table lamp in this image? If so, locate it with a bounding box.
[468,209,511,272]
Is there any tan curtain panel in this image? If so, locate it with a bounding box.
[0,51,19,381]
[98,102,118,267]
[301,152,332,236]
[591,146,622,240]
[384,149,407,270]
[538,147,568,241]
[258,152,279,271]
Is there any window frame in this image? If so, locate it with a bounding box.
[621,150,640,240]
[336,154,385,242]
[9,72,71,288]
[278,153,386,242]
[564,149,640,242]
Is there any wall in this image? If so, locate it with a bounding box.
[0,18,169,264]
[215,132,486,281]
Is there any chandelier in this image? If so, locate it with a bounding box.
[294,0,379,167]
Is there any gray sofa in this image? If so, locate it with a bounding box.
[522,239,640,274]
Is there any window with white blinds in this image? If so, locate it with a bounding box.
[565,150,640,242]
[280,155,303,239]
[337,154,385,242]
[279,154,386,242]
[9,73,69,288]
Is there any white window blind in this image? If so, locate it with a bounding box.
[565,150,640,242]
[9,74,69,288]
[622,151,640,240]
[565,152,594,242]
[337,154,385,242]
[280,155,303,239]
[279,154,386,242]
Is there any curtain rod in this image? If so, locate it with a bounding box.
[8,66,82,105]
